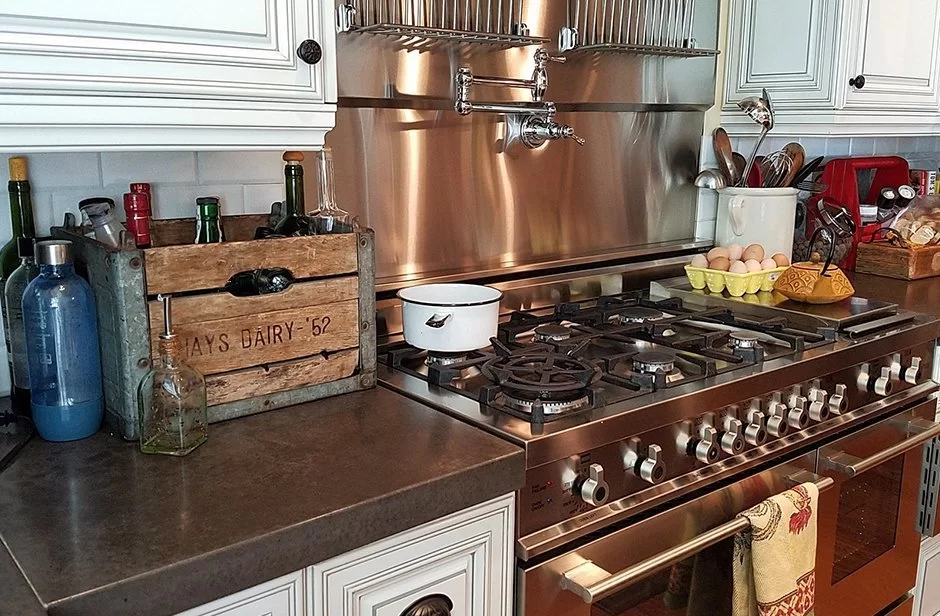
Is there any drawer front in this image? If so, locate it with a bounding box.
[309,494,514,616]
[177,570,303,616]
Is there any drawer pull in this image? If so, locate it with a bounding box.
[400,594,453,616]
[820,417,940,476]
[559,473,835,604]
[297,39,322,65]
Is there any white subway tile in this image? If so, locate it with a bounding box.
[699,135,718,169]
[915,136,935,153]
[896,137,918,154]
[849,138,876,156]
[14,153,101,190]
[695,219,717,241]
[152,184,245,219]
[100,151,196,186]
[197,152,283,184]
[243,184,284,215]
[797,138,828,158]
[874,137,899,155]
[825,138,851,157]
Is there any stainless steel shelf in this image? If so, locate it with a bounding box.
[345,23,548,48]
[569,43,719,57]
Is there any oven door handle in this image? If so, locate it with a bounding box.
[820,417,940,477]
[559,474,835,604]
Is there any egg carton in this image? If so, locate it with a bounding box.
[685,265,788,297]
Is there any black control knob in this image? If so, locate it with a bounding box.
[297,39,322,65]
[576,464,609,507]
[850,74,866,89]
[401,594,453,616]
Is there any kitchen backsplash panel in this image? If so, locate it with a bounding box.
[695,136,940,241]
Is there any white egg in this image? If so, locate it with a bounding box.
[727,243,744,261]
[760,258,777,270]
[690,254,709,268]
[729,260,748,274]
[744,259,763,272]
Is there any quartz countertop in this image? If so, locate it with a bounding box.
[850,272,940,316]
[0,388,524,616]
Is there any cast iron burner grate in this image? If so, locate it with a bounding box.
[618,306,666,323]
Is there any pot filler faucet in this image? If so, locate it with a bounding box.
[454,48,585,149]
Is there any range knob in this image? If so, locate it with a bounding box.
[857,363,894,396]
[906,357,923,385]
[788,396,810,430]
[829,384,848,414]
[679,421,719,464]
[744,409,768,446]
[766,397,790,438]
[624,438,666,485]
[720,418,746,455]
[890,354,904,382]
[807,386,830,423]
[576,464,609,507]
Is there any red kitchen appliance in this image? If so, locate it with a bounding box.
[806,156,910,270]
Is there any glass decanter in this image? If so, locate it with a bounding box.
[137,294,208,456]
[310,147,353,234]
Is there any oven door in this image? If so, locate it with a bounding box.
[520,458,824,616]
[815,398,940,616]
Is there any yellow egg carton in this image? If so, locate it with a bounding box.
[684,265,788,297]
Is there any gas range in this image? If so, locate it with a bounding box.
[376,268,940,569]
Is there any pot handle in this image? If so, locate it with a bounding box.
[807,226,836,276]
[729,195,747,236]
[425,313,452,328]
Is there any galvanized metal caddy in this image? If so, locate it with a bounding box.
[53,215,376,440]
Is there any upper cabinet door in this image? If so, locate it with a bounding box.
[723,0,841,110]
[842,0,940,110]
[0,0,337,151]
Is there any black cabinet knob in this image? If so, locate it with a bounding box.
[400,594,453,616]
[297,39,322,65]
[849,74,866,89]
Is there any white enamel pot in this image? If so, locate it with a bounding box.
[397,283,502,352]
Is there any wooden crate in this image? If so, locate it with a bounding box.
[856,240,940,280]
[52,215,376,440]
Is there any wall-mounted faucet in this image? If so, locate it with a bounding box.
[454,48,584,149]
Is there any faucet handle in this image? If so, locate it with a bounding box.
[535,48,567,65]
[568,130,586,146]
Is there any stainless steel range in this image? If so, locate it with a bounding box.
[376,265,940,616]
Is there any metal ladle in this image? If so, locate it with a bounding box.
[737,88,775,187]
[694,169,727,190]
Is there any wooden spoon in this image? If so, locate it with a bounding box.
[712,128,739,187]
[732,152,747,181]
[780,142,805,187]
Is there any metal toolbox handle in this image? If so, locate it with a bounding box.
[820,416,940,477]
[559,472,835,604]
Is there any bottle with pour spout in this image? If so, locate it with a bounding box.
[137,294,208,455]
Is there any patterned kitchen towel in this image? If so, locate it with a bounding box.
[732,482,819,616]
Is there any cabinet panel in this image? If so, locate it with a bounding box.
[309,495,514,616]
[723,0,840,109]
[843,0,940,110]
[176,571,303,616]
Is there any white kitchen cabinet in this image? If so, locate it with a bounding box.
[176,570,304,616]
[308,494,515,616]
[0,0,337,151]
[915,535,940,616]
[722,0,940,137]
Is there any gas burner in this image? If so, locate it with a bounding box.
[501,391,592,415]
[426,351,470,366]
[619,306,665,324]
[728,331,761,349]
[482,352,601,398]
[633,351,676,374]
[534,324,572,342]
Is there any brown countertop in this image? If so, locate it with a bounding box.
[849,272,940,316]
[0,388,524,616]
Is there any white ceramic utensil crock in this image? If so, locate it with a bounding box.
[397,283,502,352]
[715,187,798,260]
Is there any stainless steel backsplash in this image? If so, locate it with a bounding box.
[315,0,719,288]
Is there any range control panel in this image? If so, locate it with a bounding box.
[519,343,936,537]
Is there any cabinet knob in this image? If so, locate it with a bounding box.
[297,39,323,65]
[850,74,866,89]
[401,594,453,616]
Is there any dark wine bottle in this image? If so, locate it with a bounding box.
[273,152,314,237]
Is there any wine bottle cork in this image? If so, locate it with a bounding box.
[8,157,27,182]
[282,151,304,163]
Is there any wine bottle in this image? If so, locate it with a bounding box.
[273,152,314,236]
[194,197,224,244]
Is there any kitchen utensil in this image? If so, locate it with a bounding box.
[794,201,855,264]
[737,88,775,187]
[790,156,824,188]
[774,227,855,304]
[759,149,794,188]
[694,169,728,190]
[796,180,827,193]
[780,143,805,187]
[716,187,799,259]
[732,152,747,180]
[712,127,739,186]
[398,283,502,352]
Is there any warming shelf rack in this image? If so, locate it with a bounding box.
[559,0,719,57]
[336,0,549,49]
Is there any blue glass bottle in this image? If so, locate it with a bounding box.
[23,240,103,441]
